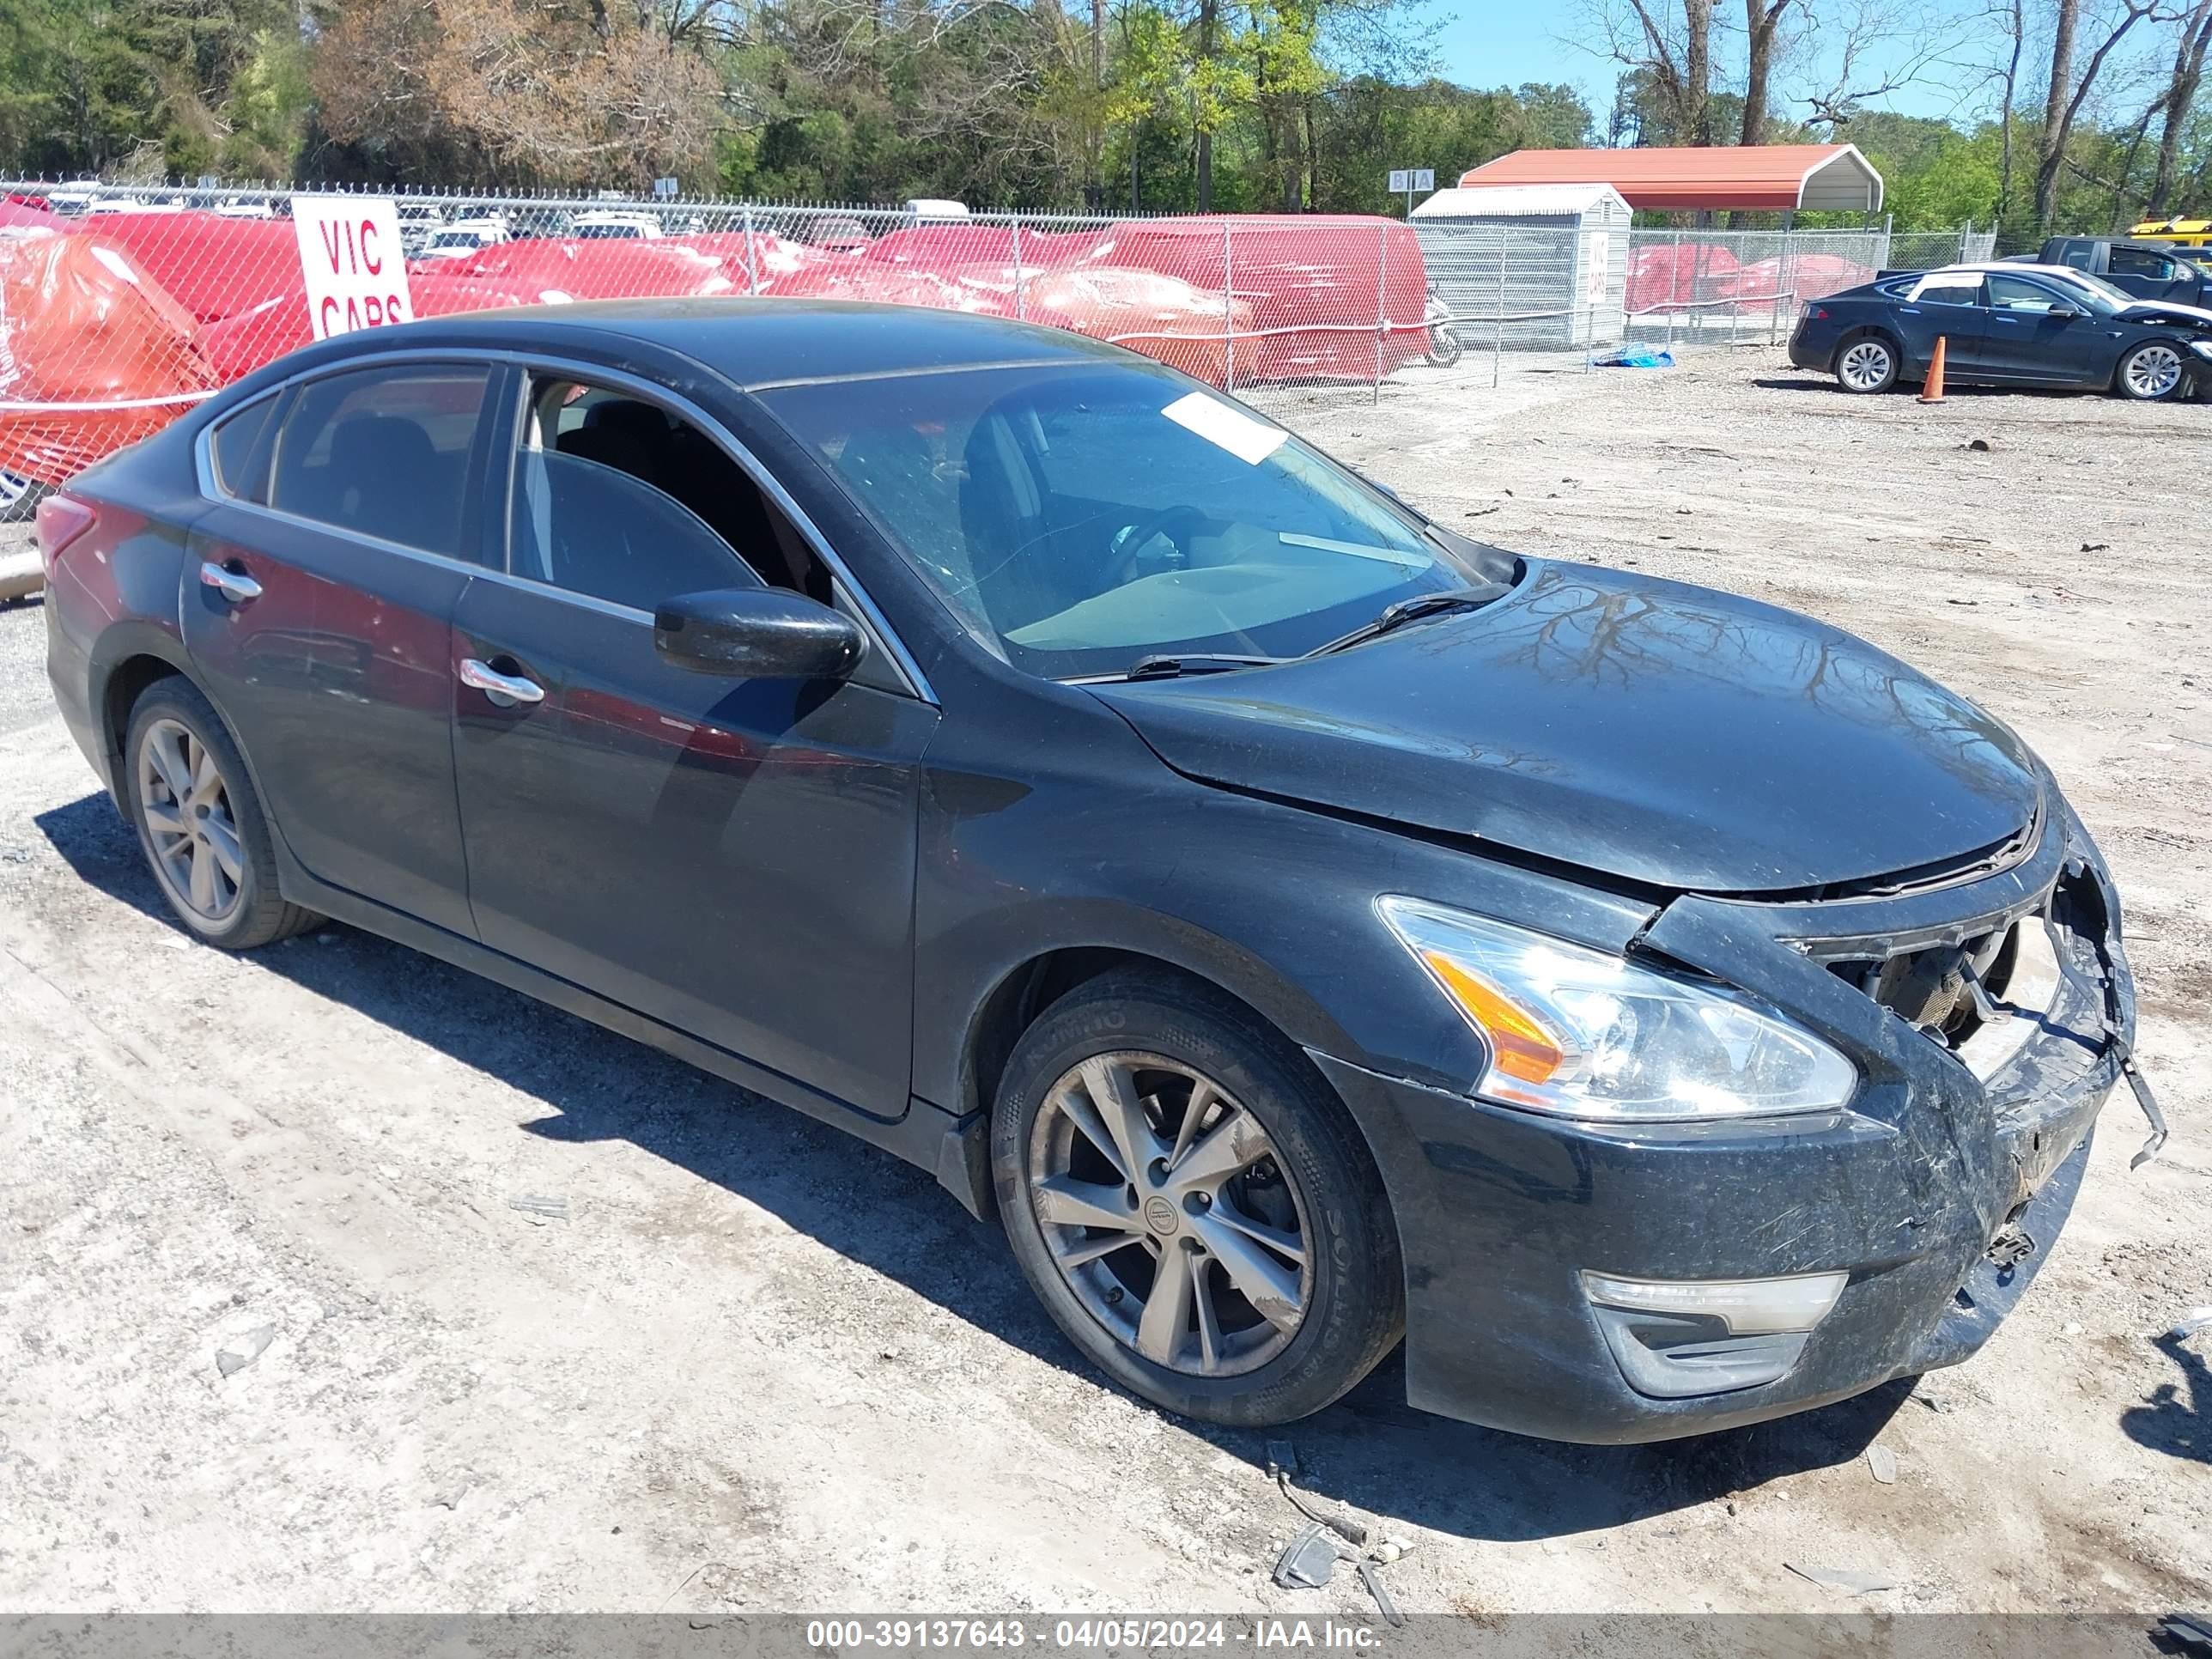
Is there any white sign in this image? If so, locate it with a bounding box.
[653,177,680,199]
[292,195,414,343]
[1584,232,1612,307]
[1413,169,1435,191]
[1388,169,1409,193]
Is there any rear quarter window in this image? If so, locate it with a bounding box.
[206,392,282,503]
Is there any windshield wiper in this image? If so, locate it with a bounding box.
[1122,653,1290,681]
[1300,591,1492,659]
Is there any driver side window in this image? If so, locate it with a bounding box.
[507,376,835,613]
[1987,276,2063,313]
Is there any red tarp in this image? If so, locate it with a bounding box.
[0,232,219,483]
[3,210,1437,481]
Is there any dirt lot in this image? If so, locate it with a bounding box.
[1,355,2207,1617]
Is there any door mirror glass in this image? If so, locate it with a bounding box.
[653,588,867,680]
[2046,304,2080,319]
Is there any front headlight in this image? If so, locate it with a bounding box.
[1376,896,1857,1122]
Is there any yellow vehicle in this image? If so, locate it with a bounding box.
[2131,216,2212,249]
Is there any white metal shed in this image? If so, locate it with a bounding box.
[1411,182,1632,350]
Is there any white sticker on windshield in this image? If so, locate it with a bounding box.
[1160,392,1287,465]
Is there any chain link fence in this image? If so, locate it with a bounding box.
[0,179,1988,498]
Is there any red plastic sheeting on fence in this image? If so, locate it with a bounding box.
[60,210,301,323]
[1710,253,1874,303]
[0,231,218,484]
[2,197,64,230]
[1623,243,1742,313]
[3,209,1436,483]
[1080,218,1431,380]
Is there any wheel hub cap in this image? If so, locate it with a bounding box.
[137,717,244,923]
[1028,1053,1313,1378]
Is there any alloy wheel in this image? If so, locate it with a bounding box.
[1838,340,1892,391]
[2124,343,2183,398]
[137,717,245,922]
[1026,1052,1312,1377]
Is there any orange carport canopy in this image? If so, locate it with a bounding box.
[1458,145,1883,213]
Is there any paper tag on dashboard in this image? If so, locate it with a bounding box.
[1160,392,1287,465]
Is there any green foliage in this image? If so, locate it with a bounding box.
[0,0,2203,228]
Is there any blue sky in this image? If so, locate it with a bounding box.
[1429,3,1973,134]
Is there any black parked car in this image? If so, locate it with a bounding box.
[40,301,2149,1441]
[1790,264,2212,398]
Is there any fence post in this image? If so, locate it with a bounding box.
[1492,233,1505,390]
[1222,221,1237,394]
[1371,220,1389,407]
[741,206,761,295]
[1012,220,1026,322]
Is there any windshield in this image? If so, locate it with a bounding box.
[760,362,1492,679]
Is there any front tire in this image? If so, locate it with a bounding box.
[1833,333,1899,393]
[992,969,1403,1425]
[123,679,321,949]
[2115,340,2186,401]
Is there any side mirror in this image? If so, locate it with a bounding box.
[653,587,867,680]
[2047,304,2080,320]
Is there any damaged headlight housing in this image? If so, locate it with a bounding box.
[1376,896,1857,1122]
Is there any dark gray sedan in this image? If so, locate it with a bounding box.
[40,299,2154,1440]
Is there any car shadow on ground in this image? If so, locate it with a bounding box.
[40,785,1910,1542]
[2119,1334,2211,1467]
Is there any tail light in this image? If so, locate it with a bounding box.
[33,493,96,576]
[1805,305,1830,321]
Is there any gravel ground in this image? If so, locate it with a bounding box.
[1,355,2207,1616]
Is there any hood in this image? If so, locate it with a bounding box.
[2118,299,2212,328]
[1092,562,2044,895]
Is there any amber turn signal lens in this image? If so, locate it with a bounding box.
[1419,949,1565,1084]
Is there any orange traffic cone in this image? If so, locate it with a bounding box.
[1919,335,1948,403]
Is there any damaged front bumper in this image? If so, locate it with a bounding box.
[1316,798,2141,1443]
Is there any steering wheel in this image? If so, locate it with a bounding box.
[1107,504,1206,586]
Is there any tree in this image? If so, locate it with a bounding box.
[2148,0,2212,212]
[1740,0,1790,144]
[2035,0,2171,229]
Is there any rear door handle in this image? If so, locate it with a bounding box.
[459,657,545,705]
[199,561,262,604]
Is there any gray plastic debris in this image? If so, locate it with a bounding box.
[2166,1306,2212,1342]
[1266,1443,1366,1547]
[507,1194,570,1220]
[1786,1563,1897,1595]
[215,1324,276,1377]
[1356,1559,1405,1628]
[1272,1522,1341,1590]
[1865,1444,1899,1485]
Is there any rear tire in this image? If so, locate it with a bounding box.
[2114,340,2186,401]
[992,969,1404,1426]
[1833,333,1899,394]
[122,679,322,949]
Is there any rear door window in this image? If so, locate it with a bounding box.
[266,365,494,556]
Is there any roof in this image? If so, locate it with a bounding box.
[386,296,1132,391]
[1410,183,1630,221]
[1458,146,1883,212]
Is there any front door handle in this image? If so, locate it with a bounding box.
[199,561,262,604]
[459,657,545,705]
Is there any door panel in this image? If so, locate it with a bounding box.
[1894,288,1989,374]
[184,506,477,934]
[451,577,939,1120]
[1982,276,2112,384]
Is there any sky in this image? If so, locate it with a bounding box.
[1429,1,1980,136]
